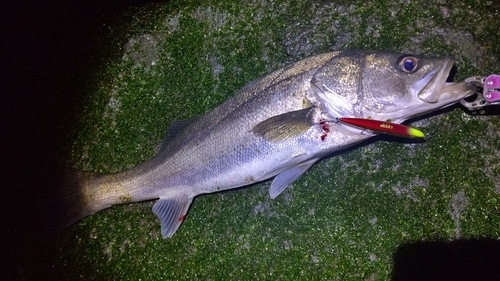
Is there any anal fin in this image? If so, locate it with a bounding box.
[152,195,193,238]
[269,158,318,199]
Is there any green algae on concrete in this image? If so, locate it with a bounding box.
[41,0,500,280]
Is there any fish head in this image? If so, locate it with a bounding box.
[311,50,476,124]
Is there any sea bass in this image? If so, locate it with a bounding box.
[66,50,476,238]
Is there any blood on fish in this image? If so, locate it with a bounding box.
[179,215,186,221]
[319,119,330,141]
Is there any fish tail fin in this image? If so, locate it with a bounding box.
[46,169,103,234]
[152,195,193,238]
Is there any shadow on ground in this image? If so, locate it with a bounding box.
[392,239,500,281]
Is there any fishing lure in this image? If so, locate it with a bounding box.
[340,118,425,138]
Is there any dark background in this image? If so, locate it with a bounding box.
[0,1,162,279]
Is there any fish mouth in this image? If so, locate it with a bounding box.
[413,59,475,104]
[413,58,456,103]
[414,59,476,105]
[441,80,476,98]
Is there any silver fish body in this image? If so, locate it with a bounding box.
[73,50,476,238]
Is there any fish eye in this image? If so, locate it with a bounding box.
[398,56,418,73]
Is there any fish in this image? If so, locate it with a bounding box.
[62,50,476,238]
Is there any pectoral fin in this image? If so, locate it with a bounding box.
[152,195,193,238]
[252,108,314,142]
[269,158,319,199]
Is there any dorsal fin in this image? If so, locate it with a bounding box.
[159,116,200,151]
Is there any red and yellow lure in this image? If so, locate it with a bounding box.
[339,118,424,138]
